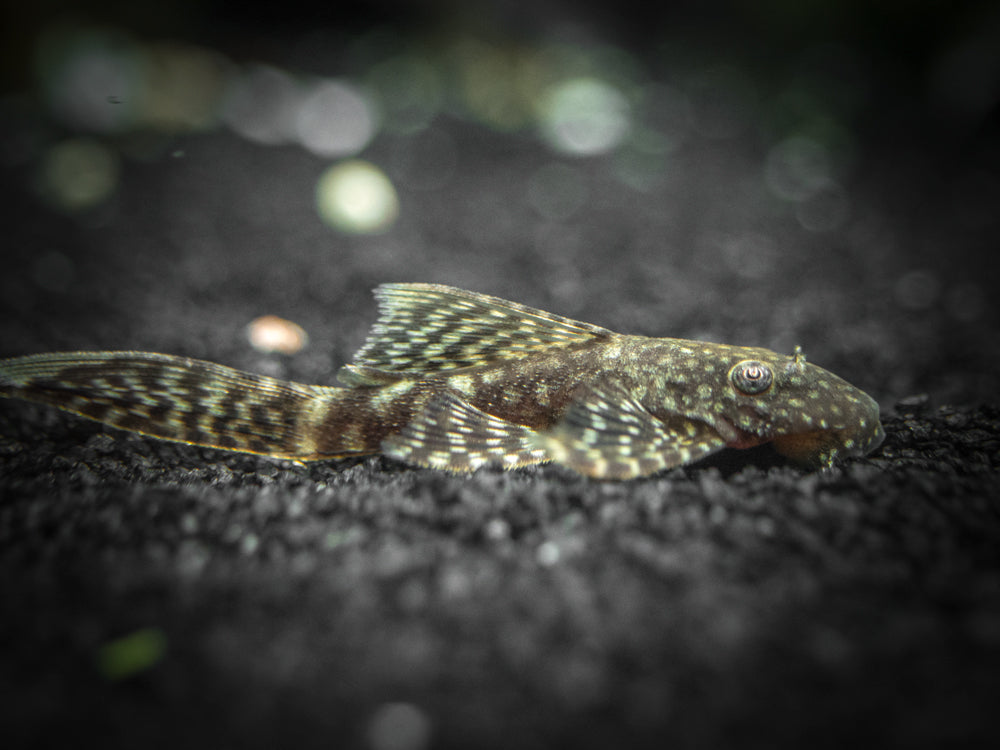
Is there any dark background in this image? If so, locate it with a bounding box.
[2,2,999,748]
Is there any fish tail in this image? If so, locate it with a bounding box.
[0,351,344,459]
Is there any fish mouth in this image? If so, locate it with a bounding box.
[771,419,885,467]
[715,417,770,450]
[858,420,886,457]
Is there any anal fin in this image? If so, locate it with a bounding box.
[534,383,726,479]
[381,391,546,472]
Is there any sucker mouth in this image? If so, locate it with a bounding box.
[716,416,771,450]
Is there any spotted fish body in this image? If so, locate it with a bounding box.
[0,284,884,479]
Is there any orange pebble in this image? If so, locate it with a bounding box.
[246,315,309,354]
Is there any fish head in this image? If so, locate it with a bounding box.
[684,343,884,468]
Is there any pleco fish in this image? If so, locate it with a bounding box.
[0,284,884,479]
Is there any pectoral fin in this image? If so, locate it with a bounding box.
[534,385,726,479]
[381,391,546,472]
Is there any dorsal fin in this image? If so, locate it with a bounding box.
[351,283,612,374]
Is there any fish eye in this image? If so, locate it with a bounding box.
[730,360,773,395]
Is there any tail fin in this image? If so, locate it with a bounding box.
[0,351,339,459]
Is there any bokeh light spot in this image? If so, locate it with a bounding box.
[221,64,301,145]
[296,79,377,157]
[454,38,533,131]
[537,540,561,566]
[97,628,167,681]
[40,137,120,211]
[316,160,399,234]
[764,135,834,201]
[367,55,443,134]
[539,77,631,156]
[37,27,142,132]
[137,42,229,132]
[795,184,850,232]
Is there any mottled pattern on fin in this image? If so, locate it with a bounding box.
[381,391,547,472]
[0,351,330,458]
[353,283,611,374]
[535,385,726,479]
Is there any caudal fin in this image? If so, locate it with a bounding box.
[0,351,338,459]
